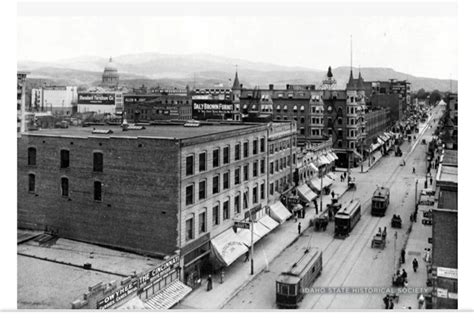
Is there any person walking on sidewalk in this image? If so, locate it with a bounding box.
[412,258,419,273]
[418,293,425,309]
[331,190,335,199]
[298,222,301,235]
[207,274,213,291]
[401,249,406,264]
[244,250,249,262]
[383,295,389,309]
[430,177,433,185]
[220,269,225,284]
[412,167,416,174]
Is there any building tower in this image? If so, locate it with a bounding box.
[320,66,337,90]
[102,57,119,89]
[231,66,242,121]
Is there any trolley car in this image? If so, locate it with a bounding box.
[275,248,323,308]
[334,199,362,238]
[371,187,390,216]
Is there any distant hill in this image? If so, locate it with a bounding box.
[18,53,457,92]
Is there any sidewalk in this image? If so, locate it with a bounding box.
[175,179,349,309]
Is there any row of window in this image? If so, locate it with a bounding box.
[27,174,103,201]
[269,138,293,154]
[269,155,291,175]
[28,147,103,172]
[185,183,266,241]
[185,138,266,176]
[269,175,291,196]
[185,159,267,206]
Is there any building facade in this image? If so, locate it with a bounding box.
[123,94,193,122]
[77,90,123,114]
[32,86,78,115]
[18,122,296,289]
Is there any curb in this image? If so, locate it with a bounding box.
[217,185,351,309]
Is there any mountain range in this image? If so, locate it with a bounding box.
[18,53,458,92]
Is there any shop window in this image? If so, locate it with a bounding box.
[252,139,258,155]
[234,194,241,214]
[213,149,220,168]
[199,152,207,172]
[243,164,249,181]
[253,186,258,204]
[61,177,69,197]
[235,143,241,161]
[185,218,194,241]
[234,167,241,185]
[93,152,103,172]
[212,175,220,194]
[212,204,220,225]
[223,199,230,220]
[198,180,206,200]
[28,173,35,193]
[223,171,230,190]
[186,184,194,205]
[94,181,102,201]
[223,146,230,164]
[60,149,69,169]
[199,211,207,233]
[28,147,36,166]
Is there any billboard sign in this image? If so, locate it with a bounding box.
[96,280,139,309]
[78,93,115,105]
[437,267,458,279]
[192,100,234,119]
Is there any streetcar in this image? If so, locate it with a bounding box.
[334,199,362,238]
[371,187,390,216]
[275,247,323,308]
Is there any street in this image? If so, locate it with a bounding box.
[223,106,442,309]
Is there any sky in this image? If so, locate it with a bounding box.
[17,1,458,79]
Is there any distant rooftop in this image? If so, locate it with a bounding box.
[441,150,458,167]
[436,165,458,186]
[22,123,261,140]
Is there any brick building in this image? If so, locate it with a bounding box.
[123,93,193,122]
[18,121,296,289]
[431,153,458,309]
[32,86,78,115]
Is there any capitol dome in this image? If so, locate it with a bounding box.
[102,57,119,88]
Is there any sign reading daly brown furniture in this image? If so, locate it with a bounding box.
[192,100,234,119]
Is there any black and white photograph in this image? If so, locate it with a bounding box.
[5,0,471,315]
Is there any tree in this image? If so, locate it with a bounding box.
[428,90,442,106]
[416,88,428,99]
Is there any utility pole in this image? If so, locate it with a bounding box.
[250,211,254,275]
[320,169,323,212]
[394,231,398,272]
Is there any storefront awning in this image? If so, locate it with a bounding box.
[353,150,363,159]
[370,143,381,152]
[330,152,339,160]
[309,163,319,172]
[211,228,248,266]
[309,178,322,192]
[144,280,192,310]
[377,137,385,145]
[258,214,280,232]
[318,155,331,165]
[323,176,333,188]
[254,221,272,238]
[297,184,317,202]
[119,296,147,310]
[236,227,262,247]
[269,201,292,223]
[326,153,336,162]
[384,132,392,140]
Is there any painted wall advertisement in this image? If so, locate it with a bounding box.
[192,100,234,119]
[78,93,116,105]
[95,255,180,309]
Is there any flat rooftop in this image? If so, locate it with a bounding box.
[441,150,458,167]
[436,165,458,185]
[18,233,163,309]
[23,123,260,140]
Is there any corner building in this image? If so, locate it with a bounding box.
[17,122,296,288]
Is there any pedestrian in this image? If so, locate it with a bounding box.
[207,274,213,291]
[220,269,225,284]
[383,295,389,309]
[424,180,428,189]
[244,250,249,262]
[340,174,343,182]
[412,258,419,273]
[402,269,408,280]
[412,167,416,174]
[302,206,306,219]
[418,294,425,309]
[298,222,301,235]
[401,249,406,264]
[331,190,335,199]
[389,299,394,309]
[315,201,319,215]
[430,177,433,185]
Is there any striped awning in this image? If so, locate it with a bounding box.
[144,280,192,310]
[297,184,317,202]
[318,155,331,165]
[309,163,319,172]
[330,152,339,160]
